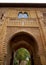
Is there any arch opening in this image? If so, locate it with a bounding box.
[7,32,42,65]
[13,48,32,65]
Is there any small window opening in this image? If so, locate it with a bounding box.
[18,12,28,19]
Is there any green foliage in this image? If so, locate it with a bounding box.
[14,48,31,65]
[14,58,19,65]
[15,48,30,60]
[26,61,31,65]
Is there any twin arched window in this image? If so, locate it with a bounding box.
[18,12,28,18]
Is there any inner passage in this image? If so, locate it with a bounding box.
[13,48,32,65]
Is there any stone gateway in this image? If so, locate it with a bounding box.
[0,3,46,65]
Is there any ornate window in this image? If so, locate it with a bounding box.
[18,12,28,18]
[18,12,22,18]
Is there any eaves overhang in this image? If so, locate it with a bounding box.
[0,3,46,8]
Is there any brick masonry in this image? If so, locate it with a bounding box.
[0,8,46,65]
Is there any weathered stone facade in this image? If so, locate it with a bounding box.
[0,8,46,65]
